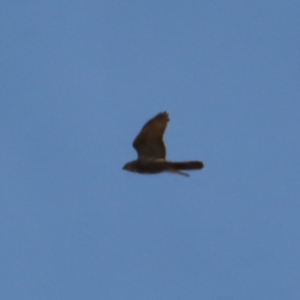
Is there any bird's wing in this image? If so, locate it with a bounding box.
[133,112,169,160]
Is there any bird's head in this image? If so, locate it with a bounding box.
[122,160,138,173]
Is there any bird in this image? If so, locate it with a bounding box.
[123,112,204,177]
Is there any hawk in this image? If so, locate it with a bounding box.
[123,112,204,177]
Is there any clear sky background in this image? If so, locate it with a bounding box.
[1,1,299,299]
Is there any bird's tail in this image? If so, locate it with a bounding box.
[165,161,204,177]
[169,161,204,170]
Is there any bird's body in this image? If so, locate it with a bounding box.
[123,112,204,177]
[123,159,204,177]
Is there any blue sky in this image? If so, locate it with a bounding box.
[1,1,299,299]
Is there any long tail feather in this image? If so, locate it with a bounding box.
[168,161,204,170]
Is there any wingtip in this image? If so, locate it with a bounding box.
[160,111,170,121]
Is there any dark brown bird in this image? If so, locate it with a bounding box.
[123,112,204,177]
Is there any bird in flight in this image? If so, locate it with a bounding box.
[123,112,204,177]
